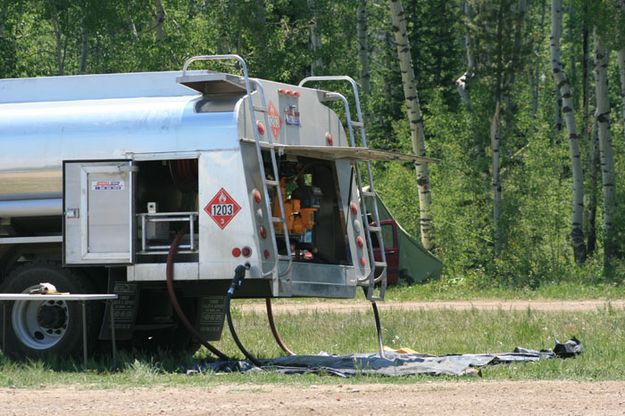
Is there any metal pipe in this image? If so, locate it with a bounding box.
[0,199,62,218]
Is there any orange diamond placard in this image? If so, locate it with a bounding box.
[267,100,282,139]
[204,188,241,230]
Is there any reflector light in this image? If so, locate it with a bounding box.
[356,236,364,248]
[293,91,301,97]
[259,226,267,239]
[278,88,286,95]
[252,189,262,204]
[257,121,265,135]
[350,202,359,215]
[263,249,270,259]
[232,248,242,257]
[242,246,252,257]
[360,256,367,267]
[325,132,333,146]
[353,220,362,233]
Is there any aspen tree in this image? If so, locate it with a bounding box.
[388,0,433,250]
[550,0,586,264]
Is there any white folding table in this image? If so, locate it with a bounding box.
[0,293,118,367]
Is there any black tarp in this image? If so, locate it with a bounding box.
[189,338,582,377]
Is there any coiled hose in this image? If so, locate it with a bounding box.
[166,230,229,360]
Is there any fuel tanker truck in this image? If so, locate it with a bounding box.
[0,55,430,360]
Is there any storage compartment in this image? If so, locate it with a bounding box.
[64,160,135,265]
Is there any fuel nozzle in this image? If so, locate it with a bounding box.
[228,263,251,295]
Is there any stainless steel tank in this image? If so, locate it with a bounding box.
[0,71,239,217]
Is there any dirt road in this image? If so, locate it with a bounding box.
[2,381,624,415]
[239,299,625,314]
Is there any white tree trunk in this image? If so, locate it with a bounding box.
[79,25,88,74]
[490,100,502,256]
[455,1,475,107]
[550,0,586,263]
[152,0,166,41]
[389,0,434,250]
[594,34,616,268]
[50,10,65,75]
[357,0,370,95]
[617,49,625,141]
[308,0,322,76]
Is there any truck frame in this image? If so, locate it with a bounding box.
[0,55,428,360]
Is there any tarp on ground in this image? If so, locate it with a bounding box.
[192,338,582,378]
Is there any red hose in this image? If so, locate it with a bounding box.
[265,298,295,356]
[166,230,229,360]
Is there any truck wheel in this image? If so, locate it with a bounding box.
[1,263,100,360]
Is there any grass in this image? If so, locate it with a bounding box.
[1,304,624,387]
[234,280,625,305]
[384,280,625,301]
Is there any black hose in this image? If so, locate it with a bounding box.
[166,230,230,360]
[363,287,385,359]
[371,300,385,359]
[265,298,295,356]
[225,264,262,367]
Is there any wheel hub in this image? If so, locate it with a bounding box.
[11,297,70,350]
[37,304,67,329]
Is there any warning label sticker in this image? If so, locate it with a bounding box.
[267,100,282,139]
[91,180,125,191]
[204,188,241,230]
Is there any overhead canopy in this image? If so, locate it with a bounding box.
[241,139,436,164]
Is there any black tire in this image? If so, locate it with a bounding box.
[0,262,101,360]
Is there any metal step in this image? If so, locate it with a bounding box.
[368,225,381,232]
[351,121,364,128]
[254,105,267,113]
[265,180,279,187]
[374,261,387,268]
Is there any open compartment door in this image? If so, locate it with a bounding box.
[240,139,435,164]
[64,160,135,265]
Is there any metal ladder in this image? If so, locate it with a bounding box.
[180,55,293,279]
[299,76,387,301]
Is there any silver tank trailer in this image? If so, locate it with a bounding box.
[0,57,399,361]
[0,71,239,217]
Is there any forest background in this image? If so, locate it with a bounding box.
[1,0,625,290]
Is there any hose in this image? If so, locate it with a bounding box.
[363,287,385,359]
[225,264,262,367]
[371,300,385,359]
[166,230,229,360]
[265,298,295,356]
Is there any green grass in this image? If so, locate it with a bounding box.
[1,305,623,387]
[384,280,625,301]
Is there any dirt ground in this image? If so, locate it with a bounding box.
[240,299,625,314]
[1,381,624,415]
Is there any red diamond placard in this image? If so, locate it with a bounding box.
[204,188,241,230]
[267,100,282,139]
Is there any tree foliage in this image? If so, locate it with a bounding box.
[2,0,625,287]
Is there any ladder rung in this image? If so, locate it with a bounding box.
[278,255,292,261]
[272,217,285,223]
[351,121,364,128]
[374,261,387,268]
[254,105,267,113]
[368,225,381,232]
[265,180,279,187]
[361,190,376,197]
